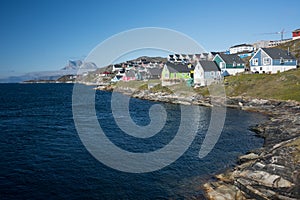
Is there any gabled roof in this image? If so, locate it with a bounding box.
[124,70,136,78]
[198,61,220,72]
[165,62,193,73]
[188,54,194,59]
[261,48,296,60]
[194,54,201,58]
[217,53,245,64]
[148,67,162,76]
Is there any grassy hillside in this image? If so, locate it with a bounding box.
[224,68,300,101]
[276,39,300,65]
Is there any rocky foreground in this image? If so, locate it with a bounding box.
[99,86,300,199]
[203,99,300,200]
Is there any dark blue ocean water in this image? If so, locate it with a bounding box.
[0,83,266,199]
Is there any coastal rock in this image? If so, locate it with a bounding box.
[238,153,259,163]
[239,170,293,188]
[204,99,300,200]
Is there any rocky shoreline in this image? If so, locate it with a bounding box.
[203,99,300,200]
[97,86,300,199]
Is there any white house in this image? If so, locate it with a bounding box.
[249,48,297,74]
[112,64,123,72]
[229,44,254,54]
[194,61,222,87]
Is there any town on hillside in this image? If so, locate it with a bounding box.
[74,28,300,88]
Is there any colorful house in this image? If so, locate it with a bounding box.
[249,48,297,74]
[122,70,136,81]
[194,61,222,87]
[292,28,300,40]
[229,44,254,54]
[147,67,162,79]
[213,53,245,76]
[161,62,194,86]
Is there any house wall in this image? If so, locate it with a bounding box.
[272,59,297,66]
[250,50,262,66]
[225,68,245,75]
[251,65,297,74]
[293,31,300,40]
[194,64,204,86]
[226,63,245,69]
[213,55,223,67]
[169,72,190,79]
[122,76,136,81]
[229,46,254,54]
[161,66,170,80]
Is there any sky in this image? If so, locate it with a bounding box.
[0,0,299,76]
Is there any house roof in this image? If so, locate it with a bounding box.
[217,53,245,64]
[262,48,296,60]
[188,54,194,59]
[293,28,300,32]
[148,67,162,76]
[165,62,193,73]
[114,64,122,68]
[124,70,136,78]
[199,61,220,72]
[230,43,253,48]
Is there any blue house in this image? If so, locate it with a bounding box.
[249,48,297,74]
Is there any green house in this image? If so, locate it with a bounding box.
[161,62,194,86]
[213,53,245,76]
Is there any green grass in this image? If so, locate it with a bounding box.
[150,84,173,94]
[286,138,300,163]
[224,68,300,101]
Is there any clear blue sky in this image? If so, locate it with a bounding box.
[0,0,299,76]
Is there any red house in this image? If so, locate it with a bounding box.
[292,28,300,40]
[122,70,136,81]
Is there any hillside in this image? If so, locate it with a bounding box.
[275,39,300,64]
[224,68,300,101]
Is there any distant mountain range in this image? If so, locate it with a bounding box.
[0,60,98,83]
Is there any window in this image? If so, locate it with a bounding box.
[263,57,271,65]
[280,57,284,64]
[164,72,168,78]
[252,58,258,66]
[220,62,225,69]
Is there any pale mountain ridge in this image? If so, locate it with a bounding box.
[0,60,98,83]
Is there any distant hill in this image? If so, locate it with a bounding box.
[0,60,98,83]
[61,60,97,71]
[133,56,167,63]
